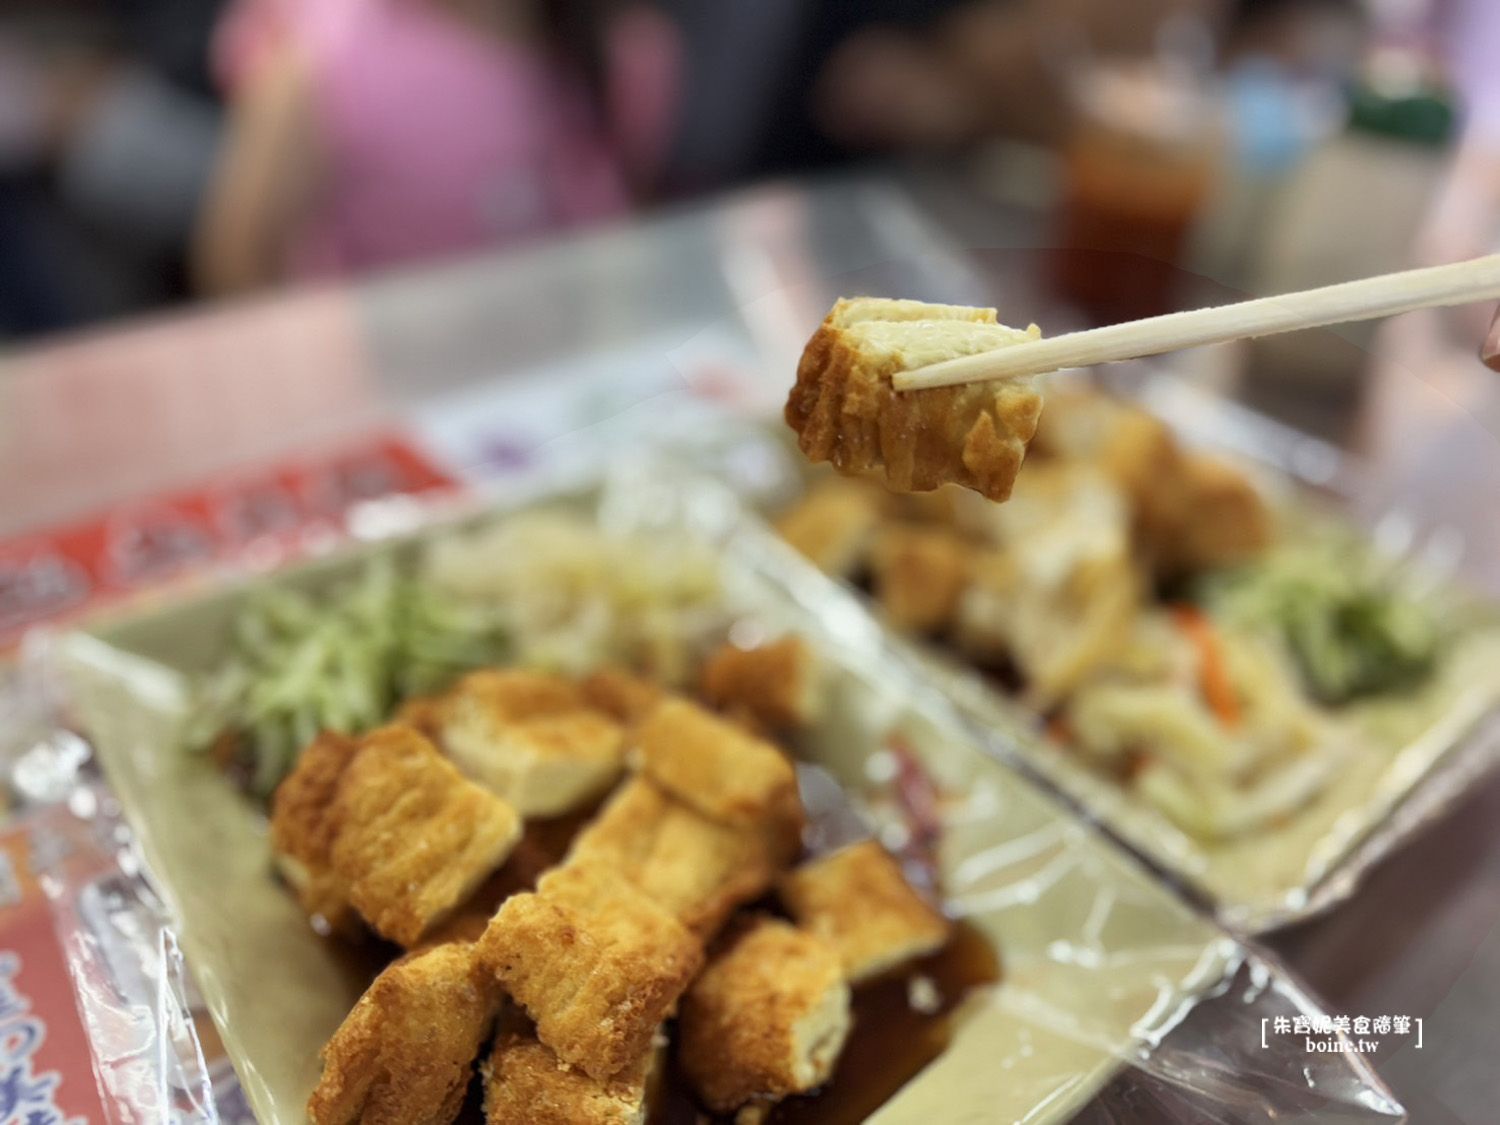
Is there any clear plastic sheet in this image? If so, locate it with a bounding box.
[14,784,216,1125]
[1072,949,1407,1124]
[31,461,1406,1123]
[3,641,251,1125]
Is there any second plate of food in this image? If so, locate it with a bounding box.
[771,378,1500,930]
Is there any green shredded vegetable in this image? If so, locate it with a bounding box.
[187,556,511,796]
[1202,541,1442,706]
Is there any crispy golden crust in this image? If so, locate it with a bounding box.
[445,707,625,817]
[506,714,623,766]
[698,636,820,731]
[567,777,794,939]
[482,1021,650,1125]
[418,909,494,949]
[779,841,950,984]
[869,524,973,633]
[678,918,851,1114]
[393,696,444,741]
[773,478,883,577]
[269,731,362,929]
[331,727,523,947]
[308,941,501,1125]
[784,298,1043,502]
[436,669,627,817]
[448,668,589,718]
[633,698,799,830]
[270,730,360,870]
[478,866,703,1082]
[579,667,664,726]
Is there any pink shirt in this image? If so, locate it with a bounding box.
[1445,0,1500,143]
[217,0,675,279]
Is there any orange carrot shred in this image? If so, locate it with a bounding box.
[1172,604,1241,728]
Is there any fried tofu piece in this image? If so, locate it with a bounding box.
[698,636,821,730]
[1032,390,1184,504]
[881,481,969,525]
[482,1019,653,1125]
[447,713,624,818]
[784,297,1044,501]
[1160,454,1273,573]
[779,841,950,983]
[957,545,1140,709]
[567,777,796,939]
[633,698,799,830]
[479,865,703,1082]
[1098,407,1192,544]
[1039,393,1272,574]
[270,731,362,931]
[447,668,588,718]
[1031,389,1191,540]
[1027,386,1106,462]
[869,524,973,633]
[679,918,851,1114]
[580,667,664,726]
[437,669,627,817]
[308,941,502,1125]
[953,463,1142,707]
[393,696,443,740]
[1029,388,1244,571]
[774,478,883,577]
[331,727,523,947]
[419,909,494,949]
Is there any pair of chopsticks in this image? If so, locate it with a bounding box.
[892,254,1500,391]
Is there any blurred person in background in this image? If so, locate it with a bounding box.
[1394,0,1500,360]
[193,0,680,295]
[0,1,225,336]
[662,0,1217,191]
[1419,0,1500,270]
[807,0,1217,159]
[1189,0,1364,294]
[1219,0,1363,176]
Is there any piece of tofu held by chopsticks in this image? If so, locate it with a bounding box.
[789,257,1500,502]
[785,297,1045,502]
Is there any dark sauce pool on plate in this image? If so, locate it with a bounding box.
[648,921,1000,1124]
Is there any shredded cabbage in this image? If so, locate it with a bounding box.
[1202,542,1441,705]
[187,555,511,795]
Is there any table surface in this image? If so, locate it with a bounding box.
[4,167,1499,1123]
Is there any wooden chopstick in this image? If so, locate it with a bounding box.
[892,254,1500,392]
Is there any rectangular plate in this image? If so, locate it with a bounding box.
[739,380,1500,933]
[57,472,1395,1124]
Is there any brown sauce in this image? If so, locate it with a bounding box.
[648,921,1001,1125]
[313,810,1003,1125]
